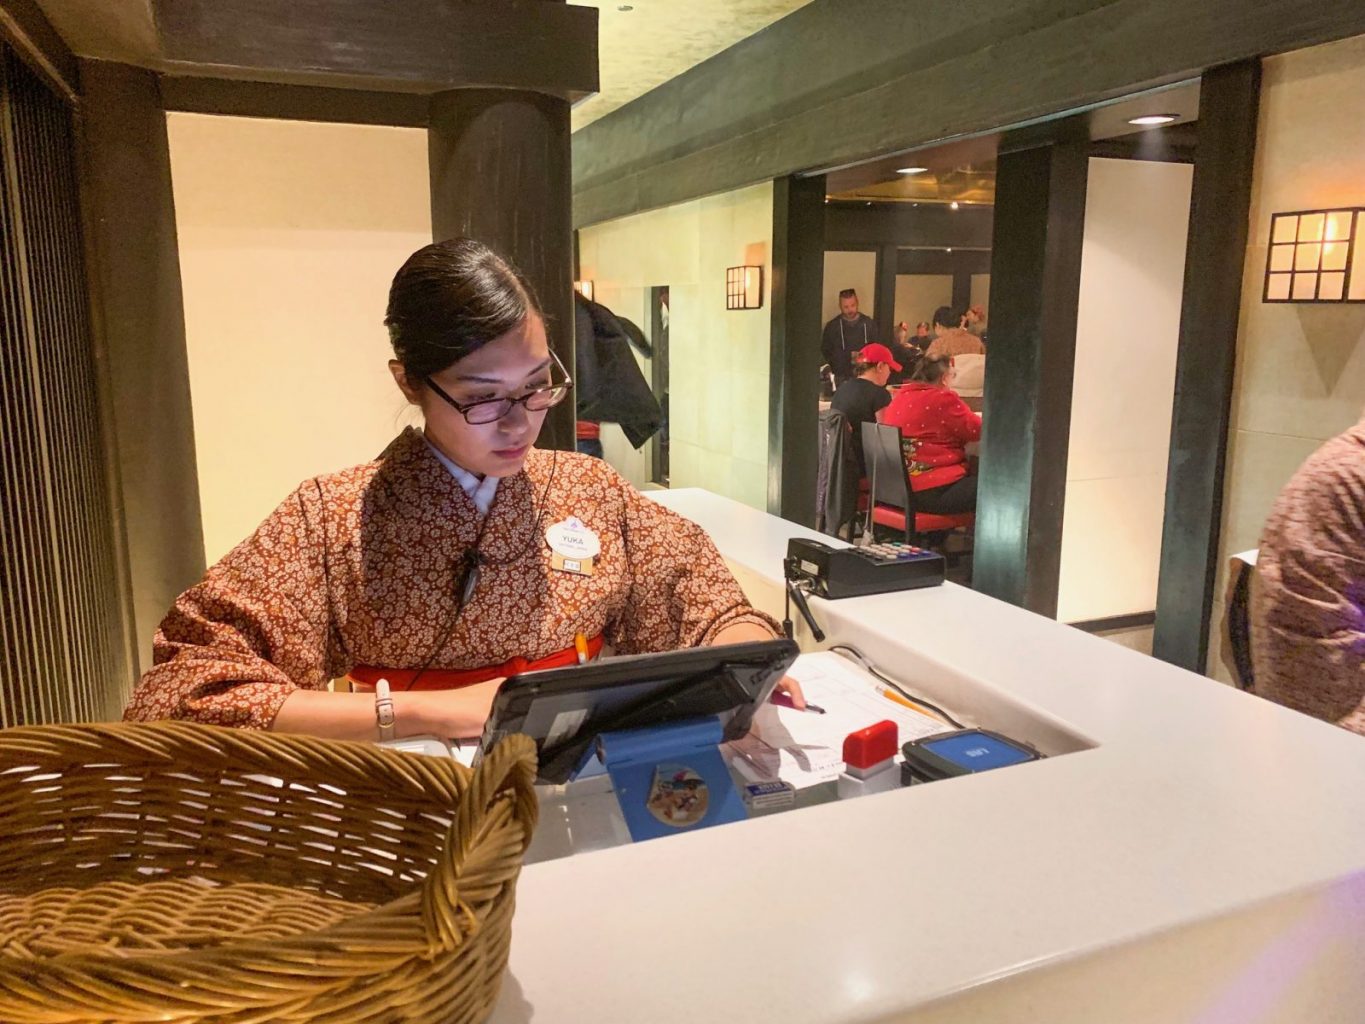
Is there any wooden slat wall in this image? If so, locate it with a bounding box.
[0,44,130,726]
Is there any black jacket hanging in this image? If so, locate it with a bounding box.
[573,293,664,450]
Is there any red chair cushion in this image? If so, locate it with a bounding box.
[915,511,974,532]
[872,504,974,534]
[871,505,907,531]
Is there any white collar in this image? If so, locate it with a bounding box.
[423,433,500,516]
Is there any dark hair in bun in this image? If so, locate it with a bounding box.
[384,237,541,381]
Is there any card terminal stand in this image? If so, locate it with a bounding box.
[597,716,746,842]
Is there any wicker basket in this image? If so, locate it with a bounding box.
[0,722,538,1024]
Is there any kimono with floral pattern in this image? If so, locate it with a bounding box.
[125,428,778,729]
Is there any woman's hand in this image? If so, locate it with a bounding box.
[402,677,505,741]
[707,621,806,710]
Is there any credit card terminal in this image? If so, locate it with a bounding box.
[786,537,945,599]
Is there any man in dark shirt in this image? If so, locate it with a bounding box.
[830,342,900,474]
[822,288,879,384]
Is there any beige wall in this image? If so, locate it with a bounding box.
[167,114,431,563]
[1211,33,1365,679]
[1059,158,1193,623]
[894,273,952,329]
[577,183,774,509]
[822,250,877,324]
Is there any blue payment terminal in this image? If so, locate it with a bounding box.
[900,729,1041,784]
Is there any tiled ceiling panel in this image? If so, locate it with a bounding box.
[570,0,815,131]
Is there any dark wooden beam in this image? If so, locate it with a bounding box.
[159,75,430,127]
[572,0,1365,227]
[1152,62,1261,672]
[76,58,205,672]
[951,271,973,315]
[769,174,826,523]
[428,88,576,452]
[895,249,992,276]
[0,0,79,102]
[825,203,995,250]
[874,243,897,342]
[973,141,1089,617]
[153,0,598,98]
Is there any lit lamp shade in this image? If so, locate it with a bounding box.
[574,280,594,301]
[725,265,764,310]
[1263,208,1363,303]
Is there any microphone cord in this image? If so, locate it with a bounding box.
[403,450,561,691]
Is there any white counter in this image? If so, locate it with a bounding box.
[491,490,1365,1023]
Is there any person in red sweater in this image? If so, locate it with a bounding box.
[879,356,981,515]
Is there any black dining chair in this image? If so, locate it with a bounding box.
[862,422,974,545]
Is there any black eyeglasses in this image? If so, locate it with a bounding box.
[425,350,574,425]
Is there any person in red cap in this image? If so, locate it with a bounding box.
[830,342,902,475]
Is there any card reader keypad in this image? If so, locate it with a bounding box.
[858,542,934,564]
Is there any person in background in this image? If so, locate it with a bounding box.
[914,321,932,346]
[831,342,901,474]
[963,304,988,344]
[925,305,985,360]
[821,288,879,385]
[879,355,981,515]
[887,322,921,385]
[1250,411,1365,735]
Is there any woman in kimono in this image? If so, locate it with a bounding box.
[125,238,798,741]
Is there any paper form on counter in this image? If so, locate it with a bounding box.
[725,651,950,788]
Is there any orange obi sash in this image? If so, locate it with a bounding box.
[347,634,605,692]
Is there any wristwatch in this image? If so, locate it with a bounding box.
[374,678,396,742]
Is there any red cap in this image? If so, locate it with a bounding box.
[843,720,899,771]
[857,343,902,372]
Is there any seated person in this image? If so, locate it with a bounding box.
[924,305,986,360]
[879,356,981,516]
[830,342,901,474]
[125,237,801,741]
[1251,411,1365,735]
[887,323,922,385]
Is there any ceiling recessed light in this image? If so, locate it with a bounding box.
[950,201,960,210]
[1128,114,1177,126]
[897,166,928,175]
[946,247,953,253]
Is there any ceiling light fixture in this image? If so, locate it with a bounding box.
[897,167,928,175]
[617,4,634,10]
[950,201,960,210]
[1128,114,1177,126]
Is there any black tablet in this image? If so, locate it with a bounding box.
[477,638,799,785]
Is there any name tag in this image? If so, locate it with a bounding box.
[547,517,600,576]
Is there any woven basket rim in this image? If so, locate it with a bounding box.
[0,725,537,992]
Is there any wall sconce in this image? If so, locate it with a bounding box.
[725,265,763,310]
[1263,208,1363,303]
[573,280,594,301]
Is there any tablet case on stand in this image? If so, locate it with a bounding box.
[598,715,745,842]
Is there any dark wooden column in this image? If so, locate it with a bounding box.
[77,59,206,675]
[973,141,1089,617]
[428,89,575,452]
[768,174,826,523]
[874,241,898,338]
[1152,61,1262,671]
